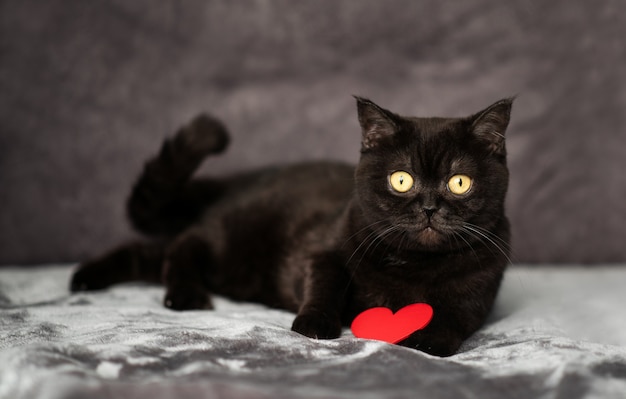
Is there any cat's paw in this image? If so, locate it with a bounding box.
[70,265,110,292]
[399,333,462,357]
[164,285,213,311]
[69,269,93,292]
[291,312,342,340]
[176,114,230,157]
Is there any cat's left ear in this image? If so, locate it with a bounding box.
[470,98,514,156]
[355,96,399,150]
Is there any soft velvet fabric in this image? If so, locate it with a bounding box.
[1,265,626,398]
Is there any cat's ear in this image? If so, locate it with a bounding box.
[354,96,398,150]
[470,98,514,155]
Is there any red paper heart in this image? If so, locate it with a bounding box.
[350,303,433,344]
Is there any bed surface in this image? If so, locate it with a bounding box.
[1,265,625,399]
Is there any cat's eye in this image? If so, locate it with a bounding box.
[447,174,473,195]
[389,171,414,193]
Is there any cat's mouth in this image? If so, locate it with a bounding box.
[393,220,451,249]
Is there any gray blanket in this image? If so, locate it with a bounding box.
[1,265,625,398]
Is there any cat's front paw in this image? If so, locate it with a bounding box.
[164,284,213,311]
[399,333,463,357]
[292,312,342,340]
[70,265,111,292]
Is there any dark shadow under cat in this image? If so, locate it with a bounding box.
[71,97,513,357]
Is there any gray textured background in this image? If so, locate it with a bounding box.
[1,0,625,265]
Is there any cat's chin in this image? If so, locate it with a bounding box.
[415,226,445,248]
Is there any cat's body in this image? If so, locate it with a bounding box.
[71,97,513,356]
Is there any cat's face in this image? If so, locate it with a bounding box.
[354,98,512,252]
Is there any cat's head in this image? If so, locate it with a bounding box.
[354,97,512,252]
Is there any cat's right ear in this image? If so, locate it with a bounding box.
[354,96,398,150]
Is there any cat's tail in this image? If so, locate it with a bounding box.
[127,114,230,237]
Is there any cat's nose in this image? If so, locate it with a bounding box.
[423,207,437,219]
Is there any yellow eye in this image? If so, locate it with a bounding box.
[447,175,473,195]
[389,171,414,193]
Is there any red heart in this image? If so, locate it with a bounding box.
[350,303,433,344]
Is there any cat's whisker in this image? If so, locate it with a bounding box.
[445,229,460,249]
[345,225,390,266]
[359,226,398,259]
[341,220,388,248]
[464,223,512,250]
[343,225,399,301]
[461,224,513,265]
[451,231,481,265]
[374,227,405,261]
[463,222,519,263]
[353,226,400,269]
[396,230,409,254]
[459,228,495,260]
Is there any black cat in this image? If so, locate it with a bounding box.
[71,97,513,357]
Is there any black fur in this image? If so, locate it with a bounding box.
[71,97,513,356]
